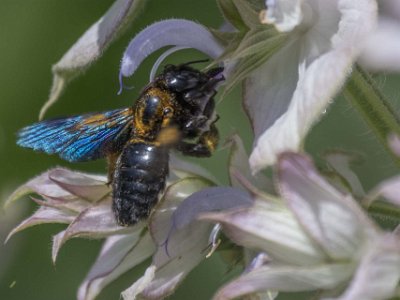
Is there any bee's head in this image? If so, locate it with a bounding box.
[161,61,224,113]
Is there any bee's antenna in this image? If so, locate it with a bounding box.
[183,59,210,66]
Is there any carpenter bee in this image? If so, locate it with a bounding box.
[17,62,224,226]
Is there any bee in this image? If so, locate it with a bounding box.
[17,62,224,226]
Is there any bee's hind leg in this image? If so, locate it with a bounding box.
[176,123,219,157]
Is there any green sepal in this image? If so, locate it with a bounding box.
[223,30,288,93]
[232,0,261,29]
[217,0,248,31]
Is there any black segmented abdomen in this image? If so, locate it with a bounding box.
[112,142,169,226]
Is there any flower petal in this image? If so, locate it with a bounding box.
[365,174,400,207]
[278,152,377,260]
[140,178,214,299]
[119,19,224,83]
[202,199,326,265]
[122,265,156,300]
[381,0,400,20]
[78,228,154,300]
[142,233,211,299]
[48,169,109,201]
[213,263,353,300]
[171,186,253,230]
[327,234,400,300]
[4,168,73,208]
[170,154,218,183]
[248,0,377,171]
[260,0,303,32]
[359,17,400,72]
[52,200,134,261]
[389,133,400,157]
[39,0,147,118]
[36,196,91,214]
[323,150,365,198]
[5,206,74,243]
[228,135,274,193]
[62,200,132,240]
[150,177,212,246]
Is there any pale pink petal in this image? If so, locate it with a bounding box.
[323,150,365,198]
[5,206,74,243]
[52,230,67,263]
[40,0,147,118]
[201,200,326,265]
[366,175,400,207]
[78,229,154,300]
[171,186,253,230]
[141,224,211,299]
[213,263,352,300]
[5,168,73,208]
[62,200,132,240]
[122,265,156,300]
[123,177,252,299]
[37,196,91,213]
[141,178,213,299]
[52,201,134,262]
[389,134,400,157]
[278,152,377,260]
[327,234,400,300]
[48,169,109,201]
[228,135,274,193]
[170,154,218,183]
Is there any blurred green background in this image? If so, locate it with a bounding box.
[1,1,399,300]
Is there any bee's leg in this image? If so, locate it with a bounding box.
[106,152,120,185]
[176,123,219,157]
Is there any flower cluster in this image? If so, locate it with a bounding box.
[6,0,400,300]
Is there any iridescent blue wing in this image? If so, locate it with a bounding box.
[17,108,134,162]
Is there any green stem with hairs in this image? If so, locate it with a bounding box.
[343,65,400,167]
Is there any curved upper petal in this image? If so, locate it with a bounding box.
[248,0,377,172]
[119,19,224,89]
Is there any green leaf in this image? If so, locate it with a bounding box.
[217,0,248,31]
[209,28,241,46]
[230,26,279,60]
[343,66,400,167]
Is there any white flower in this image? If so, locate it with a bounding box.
[251,0,377,171]
[198,152,400,300]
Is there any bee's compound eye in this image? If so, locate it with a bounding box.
[163,107,173,117]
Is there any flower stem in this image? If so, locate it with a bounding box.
[343,65,400,167]
[367,201,400,229]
